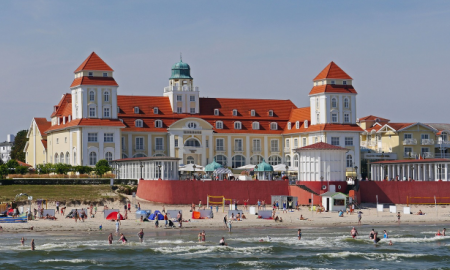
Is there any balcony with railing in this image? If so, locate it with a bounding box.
[421,139,434,145]
[421,152,434,158]
[403,138,417,145]
[234,147,243,153]
[403,151,417,158]
[435,153,450,159]
[271,147,279,152]
[164,86,199,92]
[435,140,450,148]
[252,147,261,153]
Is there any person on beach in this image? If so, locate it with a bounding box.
[56,201,59,213]
[389,240,393,246]
[357,211,362,225]
[124,210,128,220]
[300,215,308,220]
[74,209,78,223]
[164,213,168,227]
[115,220,120,234]
[262,200,266,210]
[235,200,238,211]
[117,212,121,224]
[298,229,302,240]
[81,209,86,222]
[94,205,97,215]
[228,219,232,232]
[108,233,113,244]
[137,229,144,242]
[21,237,25,246]
[198,232,202,242]
[369,229,375,240]
[199,200,202,209]
[128,202,131,213]
[351,227,358,239]
[397,212,401,224]
[155,214,159,228]
[177,211,183,228]
[224,215,228,228]
[119,233,127,244]
[283,201,287,214]
[219,237,227,246]
[443,228,446,236]
[31,239,35,251]
[244,199,248,211]
[162,205,166,214]
[202,230,206,242]
[383,230,388,239]
[257,200,261,210]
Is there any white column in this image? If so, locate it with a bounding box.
[387,165,391,180]
[380,166,384,180]
[445,163,448,181]
[227,135,232,166]
[148,134,153,157]
[434,164,438,181]
[245,136,250,165]
[429,164,432,181]
[128,134,132,158]
[397,165,400,180]
[407,164,410,179]
[418,164,421,181]
[209,134,214,164]
[264,136,269,161]
[371,164,374,180]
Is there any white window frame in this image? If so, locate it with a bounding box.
[190,108,196,114]
[293,138,298,148]
[331,98,337,108]
[343,80,347,85]
[177,107,182,113]
[344,98,349,108]
[346,155,353,168]
[234,121,242,130]
[252,122,259,130]
[89,91,95,101]
[88,133,97,142]
[134,107,139,114]
[302,137,307,146]
[345,137,353,146]
[253,139,261,151]
[88,72,93,77]
[296,121,300,129]
[103,107,110,118]
[250,110,255,116]
[103,72,108,77]
[404,133,412,140]
[155,137,164,151]
[287,122,291,130]
[234,139,243,151]
[270,122,278,130]
[104,133,114,142]
[89,107,96,117]
[155,120,163,128]
[232,109,238,116]
[216,121,223,129]
[216,138,225,151]
[285,139,290,148]
[89,152,97,165]
[135,137,144,150]
[344,113,350,123]
[332,113,338,123]
[214,109,219,116]
[154,107,159,114]
[174,138,179,147]
[331,137,339,146]
[104,91,109,102]
[177,95,182,101]
[270,139,279,152]
[268,110,273,117]
[190,95,195,102]
[135,119,143,128]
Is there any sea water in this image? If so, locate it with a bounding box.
[0,224,449,269]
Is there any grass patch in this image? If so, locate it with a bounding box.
[0,185,116,202]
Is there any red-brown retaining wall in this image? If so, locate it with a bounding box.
[289,185,322,205]
[137,180,289,205]
[296,181,347,194]
[359,181,450,204]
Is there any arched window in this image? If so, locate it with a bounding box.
[135,119,143,128]
[285,155,291,167]
[346,155,353,168]
[232,155,246,168]
[89,91,95,101]
[105,152,113,162]
[216,121,223,129]
[153,107,159,114]
[268,110,274,117]
[234,121,242,130]
[232,109,238,116]
[215,155,227,166]
[187,122,197,129]
[344,98,349,108]
[250,155,263,165]
[304,120,308,128]
[184,138,201,147]
[296,121,300,129]
[331,98,337,108]
[104,91,109,102]
[122,153,128,159]
[155,120,163,128]
[54,153,59,164]
[270,122,278,130]
[66,152,70,165]
[287,122,291,130]
[252,122,259,130]
[89,152,97,165]
[73,152,77,165]
[60,152,64,164]
[293,155,299,168]
[153,153,165,157]
[186,156,194,164]
[268,155,281,165]
[250,110,255,116]
[133,153,147,158]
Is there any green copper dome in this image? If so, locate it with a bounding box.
[205,158,223,172]
[254,159,273,172]
[169,60,193,80]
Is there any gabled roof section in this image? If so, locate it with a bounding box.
[70,76,118,87]
[426,123,450,133]
[296,142,348,151]
[313,62,352,81]
[34,118,51,136]
[45,118,125,133]
[74,52,113,73]
[50,94,72,117]
[41,140,47,150]
[283,107,311,134]
[309,84,357,95]
[359,115,390,122]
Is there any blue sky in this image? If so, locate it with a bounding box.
[1,1,450,139]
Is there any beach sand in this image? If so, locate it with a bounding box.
[2,196,450,233]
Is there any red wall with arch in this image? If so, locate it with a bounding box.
[137,180,290,205]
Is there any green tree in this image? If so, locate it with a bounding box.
[37,163,55,174]
[0,158,3,165]
[15,166,28,175]
[6,159,19,174]
[0,164,8,179]
[94,159,111,177]
[75,165,93,174]
[55,163,72,175]
[10,130,28,162]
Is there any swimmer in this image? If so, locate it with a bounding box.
[443,228,446,236]
[202,230,206,242]
[351,227,359,239]
[298,229,302,240]
[119,233,127,244]
[369,229,375,240]
[383,230,388,239]
[219,237,227,246]
[436,230,442,236]
[198,232,202,242]
[31,239,35,251]
[20,237,25,246]
[137,229,144,243]
[373,231,380,244]
[389,240,393,246]
[108,233,113,244]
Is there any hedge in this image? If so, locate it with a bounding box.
[0,179,138,185]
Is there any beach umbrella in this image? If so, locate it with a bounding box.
[106,211,124,220]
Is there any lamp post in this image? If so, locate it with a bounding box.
[158,164,162,180]
[193,164,197,180]
[255,164,258,180]
[354,166,358,180]
[285,164,289,182]
[139,161,144,180]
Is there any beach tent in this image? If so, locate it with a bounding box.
[192,211,201,219]
[149,210,164,220]
[135,210,151,219]
[106,211,124,220]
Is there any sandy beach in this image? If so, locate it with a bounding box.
[2,196,450,234]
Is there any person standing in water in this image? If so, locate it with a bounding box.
[201,230,206,242]
[357,211,362,225]
[351,227,359,239]
[108,233,113,244]
[383,230,388,239]
[223,215,228,228]
[20,237,25,246]
[219,237,227,246]
[119,233,127,244]
[443,228,446,236]
[397,212,401,224]
[297,229,302,240]
[115,220,120,234]
[369,229,375,240]
[228,219,232,232]
[31,239,35,250]
[137,229,144,242]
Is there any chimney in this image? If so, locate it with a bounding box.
[6,134,15,143]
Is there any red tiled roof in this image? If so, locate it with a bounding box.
[309,84,357,95]
[74,52,113,73]
[384,123,415,131]
[372,159,450,164]
[365,123,383,132]
[289,123,364,134]
[45,118,125,133]
[296,142,348,151]
[50,94,72,117]
[283,107,311,134]
[34,118,51,136]
[359,115,390,122]
[41,140,47,150]
[70,76,118,87]
[17,160,32,167]
[314,62,352,81]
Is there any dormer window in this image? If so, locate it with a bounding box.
[103,72,108,77]
[134,107,139,114]
[287,122,291,130]
[343,80,347,85]
[234,121,242,129]
[88,72,93,77]
[117,106,120,113]
[232,109,238,116]
[331,80,336,84]
[270,122,278,130]
[250,110,255,116]
[155,120,163,128]
[296,121,300,129]
[214,109,219,116]
[252,122,259,130]
[216,121,223,129]
[304,120,308,128]
[153,107,159,114]
[268,110,273,117]
[135,119,143,128]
